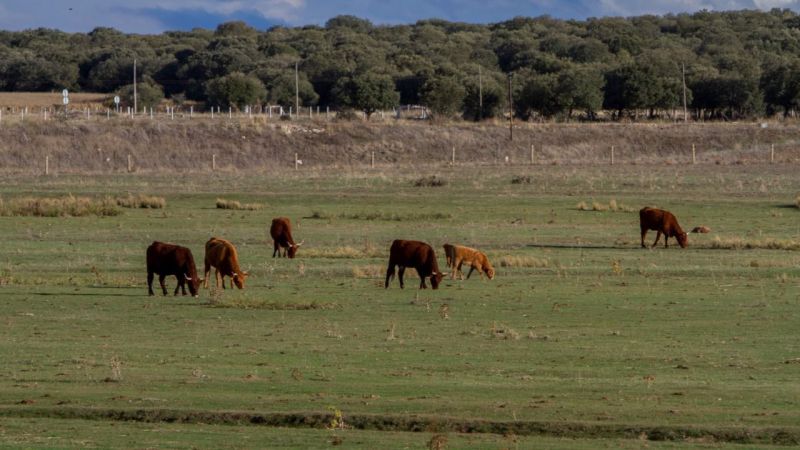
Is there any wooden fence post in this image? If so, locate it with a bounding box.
[371,151,375,169]
[611,146,615,165]
[212,154,217,171]
[295,153,299,171]
[451,146,456,165]
[692,143,696,164]
[530,144,535,165]
[45,156,49,175]
[771,144,775,163]
[127,154,132,173]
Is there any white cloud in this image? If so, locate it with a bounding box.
[586,0,800,16]
[147,0,305,21]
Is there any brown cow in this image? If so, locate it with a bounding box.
[146,241,201,297]
[443,244,495,280]
[640,207,688,249]
[204,237,249,289]
[270,217,303,258]
[385,239,444,289]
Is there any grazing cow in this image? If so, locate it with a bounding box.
[270,217,303,258]
[385,239,444,289]
[204,237,249,289]
[443,244,495,280]
[691,226,711,234]
[146,241,201,297]
[639,207,688,249]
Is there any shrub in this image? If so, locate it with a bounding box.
[116,194,165,209]
[413,175,447,187]
[511,175,531,184]
[216,199,262,210]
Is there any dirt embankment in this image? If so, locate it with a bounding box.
[1,119,799,173]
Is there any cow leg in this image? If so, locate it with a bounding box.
[175,277,187,296]
[641,228,648,248]
[203,263,211,289]
[273,241,279,258]
[664,235,669,248]
[652,231,662,248]
[147,271,155,296]
[398,267,406,289]
[466,265,476,280]
[384,264,395,289]
[158,275,168,296]
[419,270,427,289]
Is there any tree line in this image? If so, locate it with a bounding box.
[3,9,800,121]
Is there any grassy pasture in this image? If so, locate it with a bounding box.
[0,164,798,448]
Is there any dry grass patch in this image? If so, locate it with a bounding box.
[710,237,800,251]
[339,211,451,221]
[116,194,165,209]
[0,195,120,217]
[351,265,384,278]
[303,246,384,259]
[210,296,338,310]
[577,199,634,212]
[215,198,263,210]
[498,255,550,268]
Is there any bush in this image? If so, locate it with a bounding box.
[116,194,165,209]
[511,175,531,184]
[413,175,447,187]
[216,198,262,210]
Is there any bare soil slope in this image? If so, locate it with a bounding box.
[1,120,799,173]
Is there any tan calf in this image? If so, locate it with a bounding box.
[442,244,495,280]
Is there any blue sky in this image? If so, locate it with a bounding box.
[0,0,798,33]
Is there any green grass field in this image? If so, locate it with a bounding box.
[0,164,798,448]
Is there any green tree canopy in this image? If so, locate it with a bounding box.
[332,72,399,118]
[205,72,266,109]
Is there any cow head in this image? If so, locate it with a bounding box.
[287,241,304,258]
[232,271,249,289]
[185,273,201,297]
[430,271,444,289]
[677,232,688,248]
[485,266,496,280]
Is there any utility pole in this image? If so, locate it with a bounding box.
[507,72,514,142]
[478,66,483,121]
[682,62,688,123]
[295,61,300,115]
[133,58,138,115]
